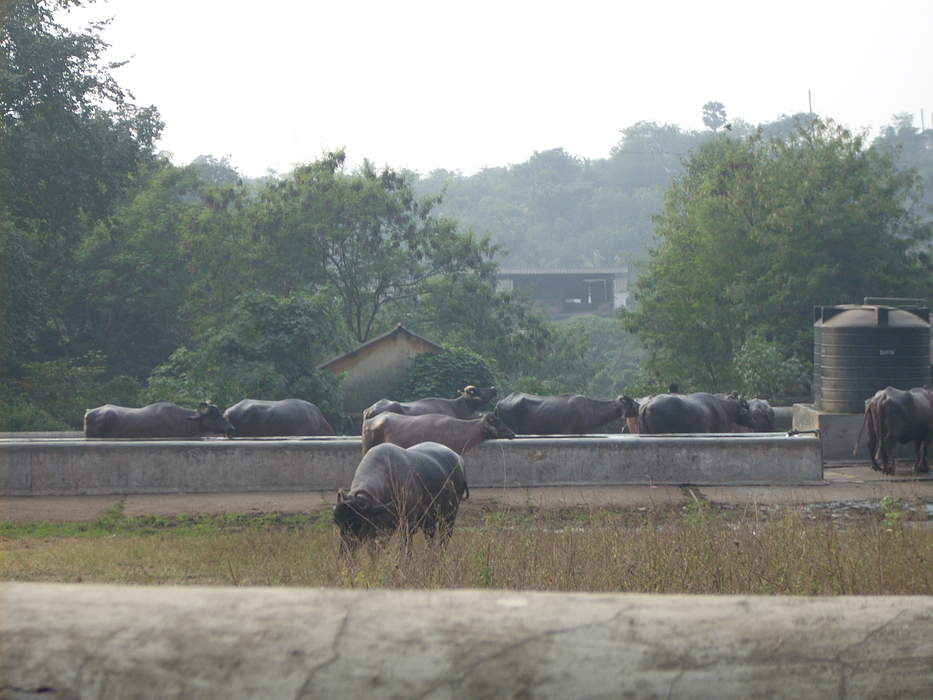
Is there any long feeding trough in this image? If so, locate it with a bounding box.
[0,433,822,497]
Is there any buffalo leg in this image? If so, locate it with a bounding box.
[435,506,459,547]
[916,439,930,475]
[867,430,880,471]
[880,436,896,475]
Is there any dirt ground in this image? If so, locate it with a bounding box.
[2,466,932,524]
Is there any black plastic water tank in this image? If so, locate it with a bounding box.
[813,304,930,413]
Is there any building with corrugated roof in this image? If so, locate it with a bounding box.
[495,267,630,316]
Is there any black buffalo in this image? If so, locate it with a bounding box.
[223,398,334,437]
[83,401,235,438]
[361,411,515,455]
[333,441,468,551]
[362,385,498,421]
[638,392,752,434]
[494,392,640,435]
[733,398,776,432]
[859,386,933,475]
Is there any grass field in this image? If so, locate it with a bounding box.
[2,499,931,594]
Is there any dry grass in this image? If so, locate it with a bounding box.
[2,502,931,594]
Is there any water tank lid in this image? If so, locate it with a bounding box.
[815,305,930,328]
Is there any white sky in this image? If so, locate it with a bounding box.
[65,0,933,177]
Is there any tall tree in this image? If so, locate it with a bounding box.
[623,120,932,390]
[702,101,728,131]
[251,151,499,342]
[0,0,162,371]
[70,163,202,378]
[146,290,347,416]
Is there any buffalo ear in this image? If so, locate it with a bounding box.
[465,385,477,397]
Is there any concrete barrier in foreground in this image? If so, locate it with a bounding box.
[0,434,822,496]
[2,583,931,699]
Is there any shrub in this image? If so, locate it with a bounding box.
[0,395,69,431]
[395,346,497,401]
[733,332,809,399]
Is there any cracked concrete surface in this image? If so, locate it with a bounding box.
[1,584,931,699]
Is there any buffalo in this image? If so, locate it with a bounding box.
[333,441,469,551]
[638,392,752,434]
[223,398,334,437]
[83,401,235,438]
[361,411,515,455]
[744,398,775,432]
[858,386,933,475]
[494,392,640,435]
[362,385,498,421]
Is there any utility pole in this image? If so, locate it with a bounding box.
[808,90,813,114]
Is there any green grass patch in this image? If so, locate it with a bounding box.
[0,506,329,539]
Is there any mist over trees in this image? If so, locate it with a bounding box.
[3,0,932,429]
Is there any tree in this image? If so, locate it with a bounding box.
[70,163,201,378]
[394,274,551,377]
[623,119,932,391]
[146,291,348,417]
[394,347,497,402]
[0,0,162,372]
[874,113,933,223]
[702,101,727,131]
[251,151,499,342]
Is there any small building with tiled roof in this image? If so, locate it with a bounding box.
[318,324,444,414]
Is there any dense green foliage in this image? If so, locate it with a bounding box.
[3,1,932,428]
[145,291,347,417]
[1,0,162,374]
[622,119,933,393]
[394,347,497,403]
[502,315,646,398]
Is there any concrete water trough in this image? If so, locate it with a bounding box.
[0,433,822,497]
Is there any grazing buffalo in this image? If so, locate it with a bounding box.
[638,392,752,434]
[333,441,468,551]
[223,398,334,437]
[83,401,235,438]
[494,392,640,435]
[859,386,933,475]
[362,385,498,421]
[361,411,515,455]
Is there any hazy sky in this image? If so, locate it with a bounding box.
[65,0,933,177]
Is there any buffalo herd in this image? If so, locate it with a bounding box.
[82,381,933,550]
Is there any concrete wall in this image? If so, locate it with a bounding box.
[793,403,914,464]
[0,434,822,496]
[3,583,931,699]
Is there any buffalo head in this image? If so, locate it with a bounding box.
[746,398,775,432]
[459,385,498,406]
[481,412,516,440]
[616,395,640,418]
[189,401,236,437]
[333,490,392,551]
